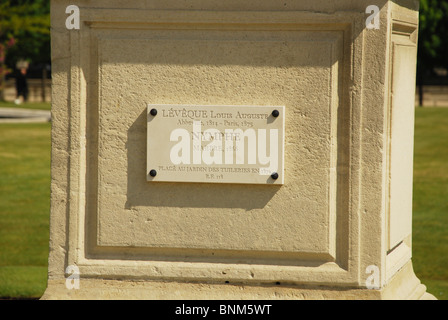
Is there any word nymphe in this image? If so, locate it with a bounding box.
[169,121,278,175]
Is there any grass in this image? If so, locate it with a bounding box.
[412,107,448,300]
[0,104,446,299]
[0,121,51,299]
[0,101,51,111]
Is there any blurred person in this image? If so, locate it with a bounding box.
[15,67,28,104]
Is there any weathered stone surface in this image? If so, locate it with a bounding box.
[43,0,435,299]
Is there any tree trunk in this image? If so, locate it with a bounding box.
[417,72,424,107]
[419,84,423,107]
[0,73,5,102]
[41,67,47,102]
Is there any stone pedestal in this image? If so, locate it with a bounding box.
[43,0,435,300]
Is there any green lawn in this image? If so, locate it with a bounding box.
[412,107,448,300]
[0,122,51,299]
[0,105,446,299]
[0,101,51,111]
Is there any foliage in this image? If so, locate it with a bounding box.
[2,0,50,67]
[0,0,50,100]
[417,0,448,72]
[0,37,16,91]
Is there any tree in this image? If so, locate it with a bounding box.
[417,0,448,106]
[0,36,16,101]
[0,0,50,101]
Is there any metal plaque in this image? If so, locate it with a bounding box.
[147,104,285,184]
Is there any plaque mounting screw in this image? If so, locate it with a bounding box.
[271,172,279,180]
[149,169,157,177]
[272,110,280,118]
[150,108,158,116]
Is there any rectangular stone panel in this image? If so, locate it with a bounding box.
[146,104,285,185]
[388,24,418,250]
[89,27,344,262]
